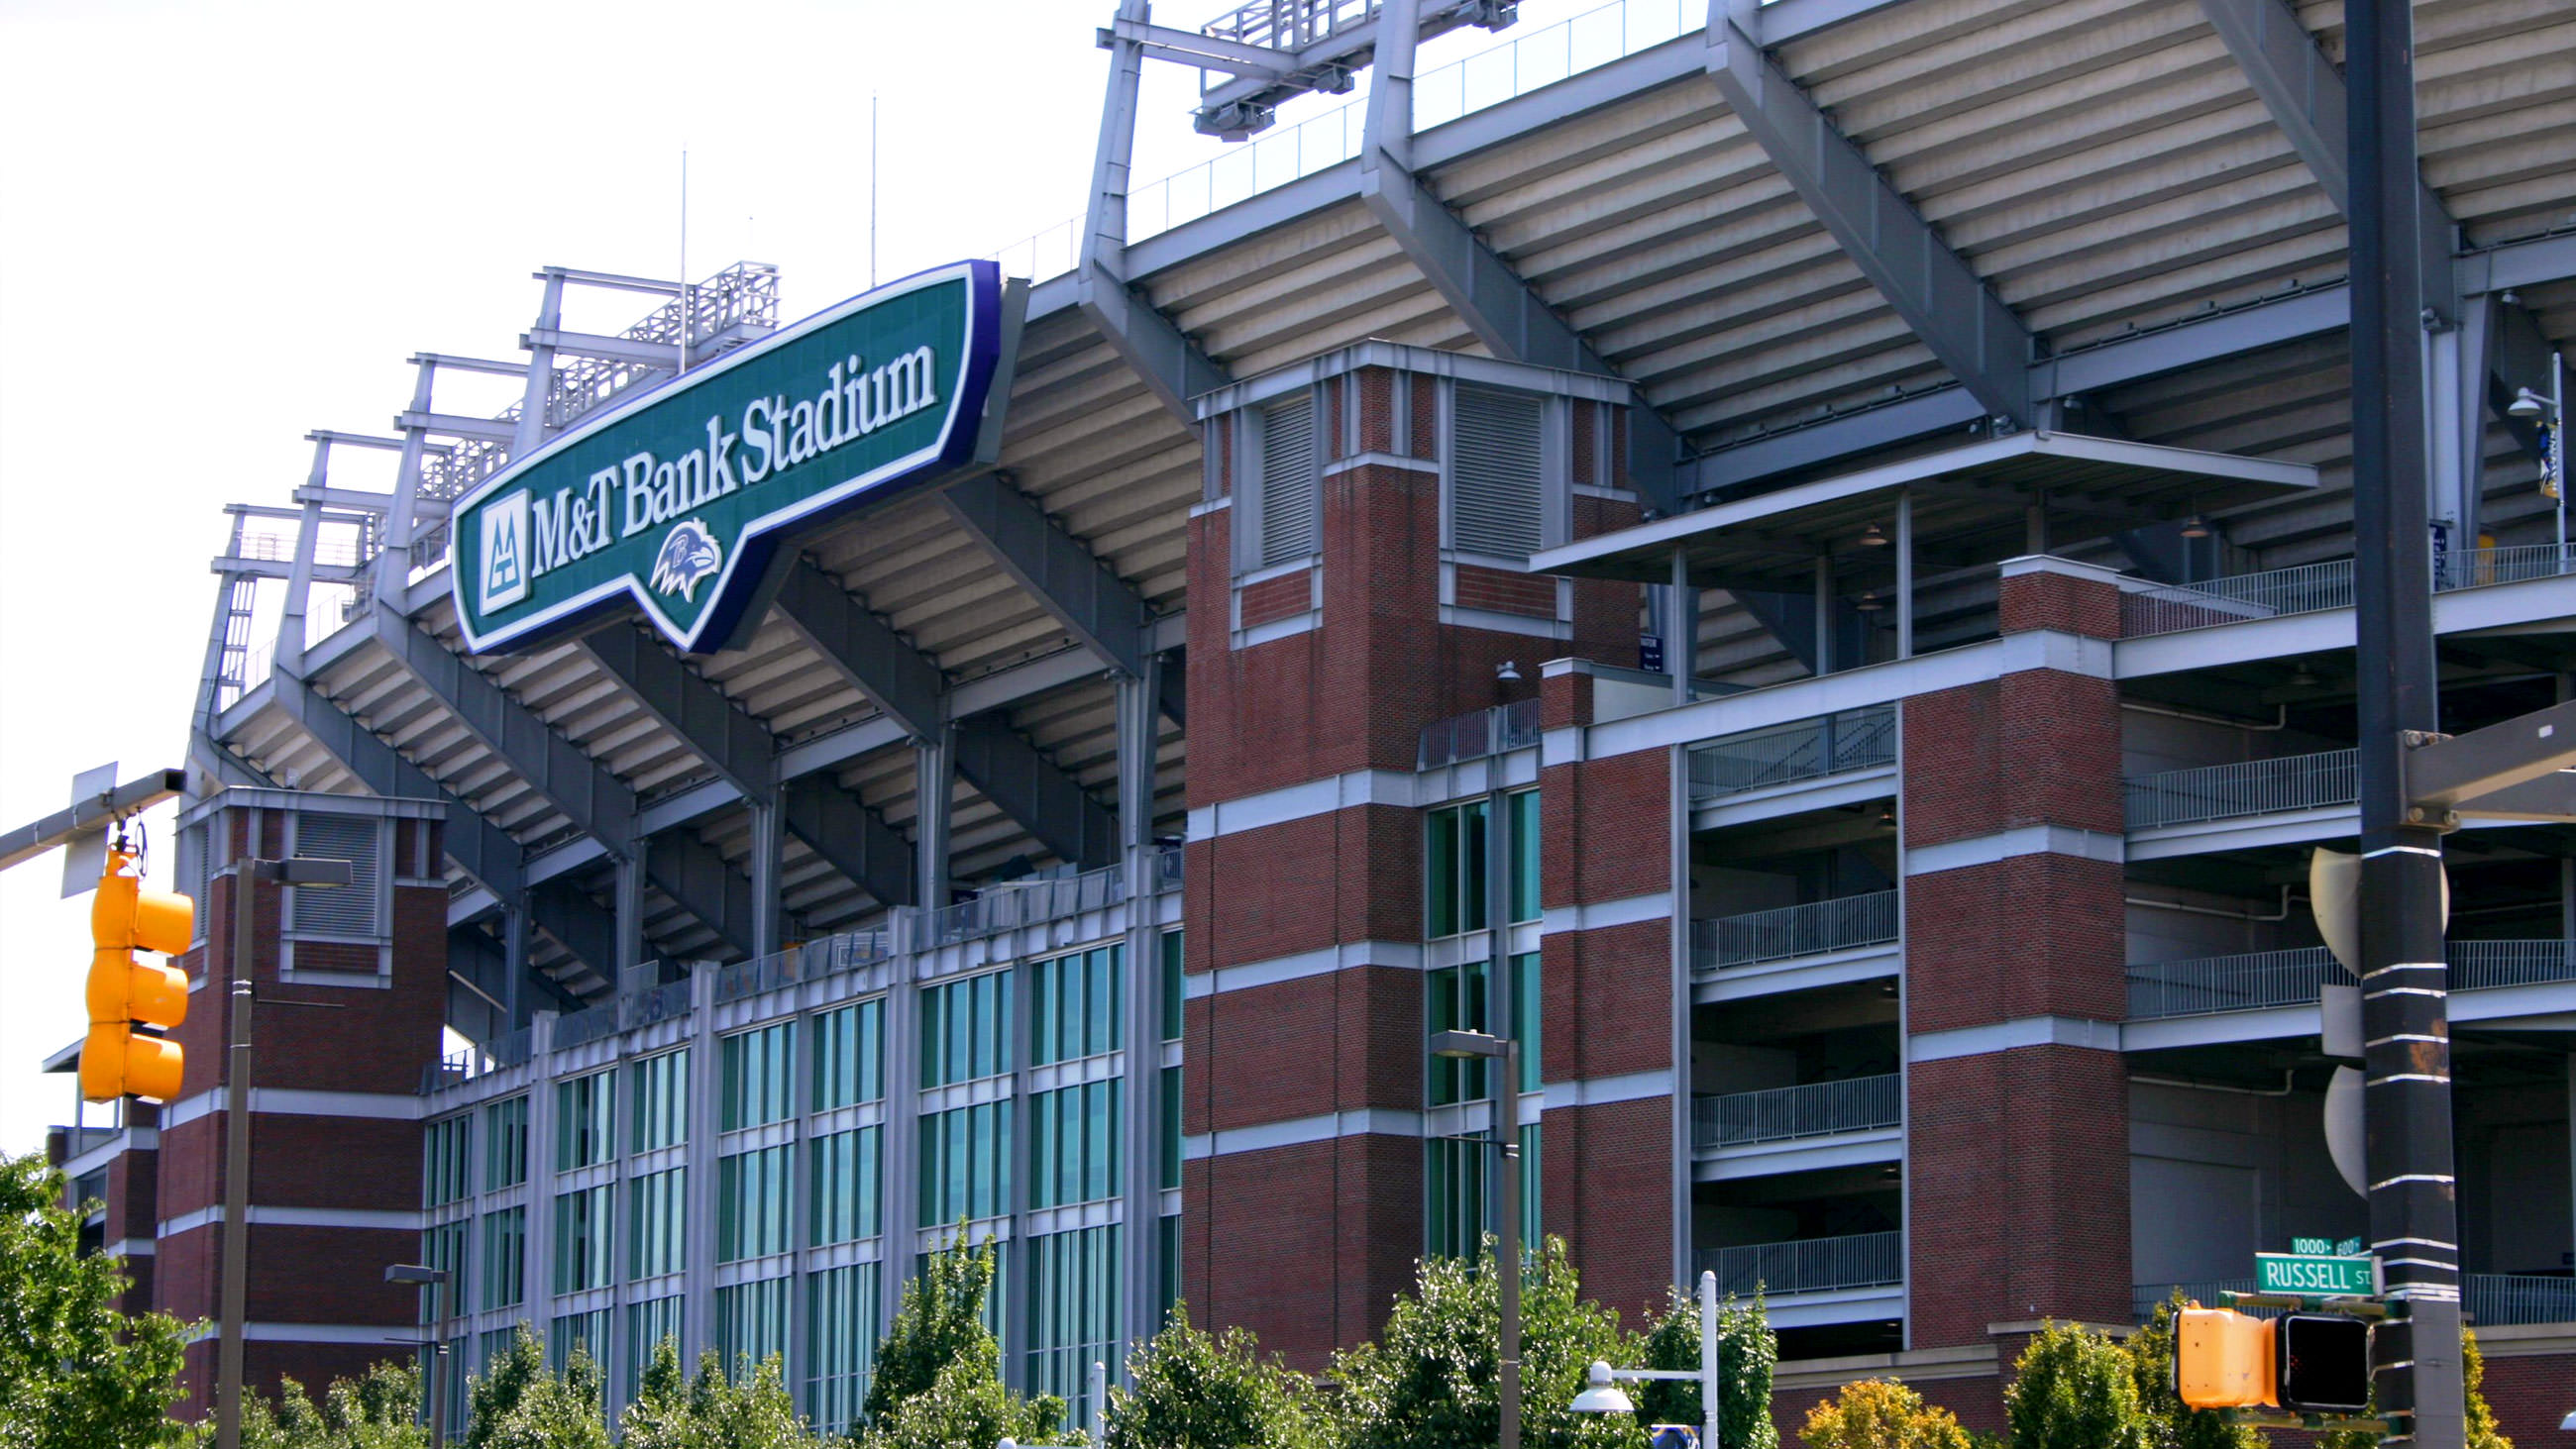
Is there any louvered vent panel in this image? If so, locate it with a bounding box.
[1452,385,1544,558]
[291,814,380,936]
[1259,395,1317,568]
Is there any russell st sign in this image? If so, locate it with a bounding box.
[450,259,1015,655]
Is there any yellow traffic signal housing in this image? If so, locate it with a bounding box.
[2177,1307,2277,1409]
[79,849,194,1102]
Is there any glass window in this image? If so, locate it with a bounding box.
[805,1263,880,1437]
[625,1296,682,1399]
[811,999,885,1110]
[631,1051,690,1153]
[1030,946,1123,1065]
[1426,800,1489,939]
[809,1127,882,1245]
[483,1096,528,1190]
[1159,1213,1181,1315]
[721,1023,795,1131]
[1160,1066,1183,1192]
[719,1146,794,1262]
[418,1219,467,1319]
[920,972,1013,1087]
[423,1116,471,1207]
[1027,1079,1124,1210]
[1427,961,1493,1105]
[918,1099,1013,1225]
[1507,788,1540,924]
[715,1276,791,1375]
[1025,1224,1123,1431]
[1425,1116,1542,1263]
[555,1073,614,1171]
[548,1308,608,1375]
[628,1168,687,1281]
[1160,931,1184,1042]
[552,1186,612,1294]
[480,1205,525,1308]
[1511,951,1541,1093]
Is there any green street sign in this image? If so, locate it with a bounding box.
[2256,1251,2377,1295]
[450,260,1010,655]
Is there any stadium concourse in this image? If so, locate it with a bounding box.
[40,0,2576,1439]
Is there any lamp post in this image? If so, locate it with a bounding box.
[2505,356,2565,557]
[214,855,354,1449]
[1430,1028,1521,1449]
[386,1264,453,1445]
[1569,1270,1723,1449]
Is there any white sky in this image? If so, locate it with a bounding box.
[0,1,1527,1156]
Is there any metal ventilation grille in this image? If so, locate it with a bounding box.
[1451,384,1545,558]
[1259,394,1317,567]
[291,814,380,936]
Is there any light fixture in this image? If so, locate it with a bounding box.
[2508,386,2550,418]
[1497,660,1521,681]
[2560,1409,2576,1431]
[1855,591,1884,612]
[1860,522,1889,547]
[2288,664,2320,689]
[1878,803,1895,827]
[1570,1362,1636,1416]
[2181,512,2211,539]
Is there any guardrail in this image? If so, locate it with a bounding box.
[1692,890,1897,971]
[1419,697,1543,770]
[2119,544,2576,639]
[2121,749,2357,830]
[712,929,898,1005]
[1696,1231,1902,1296]
[2126,940,2576,1019]
[1688,704,1896,801]
[1693,1075,1900,1148]
[421,1024,535,1094]
[2135,1275,2576,1327]
[914,852,1182,950]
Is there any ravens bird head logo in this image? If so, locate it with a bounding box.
[649,519,723,603]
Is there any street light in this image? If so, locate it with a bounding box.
[2504,362,2566,556]
[386,1264,453,1446]
[1569,1270,1724,1449]
[1429,1028,1523,1449]
[214,855,354,1449]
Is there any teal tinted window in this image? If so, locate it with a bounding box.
[1027,1078,1123,1209]
[715,1277,790,1375]
[811,999,885,1110]
[1507,788,1540,924]
[1159,1066,1182,1191]
[805,1264,880,1435]
[552,1186,612,1293]
[1025,1224,1123,1431]
[549,1309,608,1374]
[810,1127,882,1245]
[625,1296,683,1398]
[920,972,1012,1087]
[1160,931,1184,1042]
[628,1167,687,1280]
[1030,946,1123,1065]
[719,1146,793,1262]
[1426,800,1490,938]
[918,1099,1013,1225]
[632,1050,690,1153]
[483,1096,527,1190]
[721,1023,795,1130]
[423,1115,471,1207]
[1426,1122,1540,1261]
[480,1205,525,1308]
[1427,961,1493,1105]
[555,1073,613,1171]
[419,1219,467,1318]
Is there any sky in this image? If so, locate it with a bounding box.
[0,0,1519,1156]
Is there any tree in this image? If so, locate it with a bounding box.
[614,1338,696,1449]
[2127,1295,2264,1449]
[2005,1323,2148,1449]
[237,1363,430,1449]
[1635,1286,1778,1449]
[858,1226,1063,1449]
[461,1326,608,1449]
[1329,1235,1645,1449]
[461,1327,546,1449]
[860,1354,1066,1449]
[0,1150,195,1449]
[1107,1302,1317,1449]
[1798,1380,1975,1449]
[2314,1327,2514,1449]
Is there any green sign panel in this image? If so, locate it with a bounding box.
[2256,1251,2376,1295]
[450,260,1007,655]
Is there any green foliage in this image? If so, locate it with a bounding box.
[857,1353,1066,1449]
[237,1363,430,1449]
[856,1226,1064,1449]
[461,1326,608,1449]
[1107,1303,1317,1449]
[0,1150,196,1449]
[2314,1326,2512,1449]
[1635,1287,1779,1449]
[1328,1235,1645,1449]
[1798,1380,1976,1449]
[461,1326,546,1449]
[2128,1295,2265,1449]
[2006,1323,2149,1449]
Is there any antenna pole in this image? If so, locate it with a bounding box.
[870,93,880,288]
[678,149,691,373]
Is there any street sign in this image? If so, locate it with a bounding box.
[2256,1250,2376,1295]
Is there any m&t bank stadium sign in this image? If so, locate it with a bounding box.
[450,260,1008,655]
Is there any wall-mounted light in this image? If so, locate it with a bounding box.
[2181,512,2211,539]
[1860,522,1889,547]
[1497,660,1521,681]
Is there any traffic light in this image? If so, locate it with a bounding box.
[80,848,193,1102]
[2276,1313,2372,1413]
[2177,1306,2277,1409]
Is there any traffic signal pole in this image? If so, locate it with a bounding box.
[2345,0,2467,1441]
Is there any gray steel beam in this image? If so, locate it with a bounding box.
[368,603,635,854]
[268,673,526,902]
[521,327,680,372]
[953,714,1121,871]
[395,410,517,446]
[782,776,917,911]
[644,829,758,959]
[1705,7,2033,429]
[528,881,619,991]
[773,560,949,742]
[2406,699,2576,811]
[1680,389,1986,497]
[1098,17,1299,77]
[936,472,1154,678]
[577,625,776,806]
[1189,0,1515,134]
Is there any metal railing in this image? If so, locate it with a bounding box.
[916,857,1148,950]
[1692,890,1897,971]
[1693,1075,1900,1148]
[1688,704,1896,801]
[2121,749,2357,830]
[712,929,897,1005]
[421,1026,535,1094]
[993,216,1082,284]
[1696,1231,1902,1297]
[1419,697,1544,770]
[1415,0,1708,131]
[2131,1280,2268,1321]
[2136,1276,2576,1327]
[2127,940,2576,1019]
[1130,93,1366,244]
[2119,543,2576,639]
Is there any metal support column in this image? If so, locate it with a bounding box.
[2348,0,2467,1440]
[501,902,529,1030]
[1668,549,1694,704]
[914,729,954,913]
[1117,659,1164,1362]
[615,842,649,974]
[378,358,438,610]
[275,442,330,677]
[747,800,784,958]
[1894,489,1914,660]
[514,273,567,457]
[1812,559,1833,677]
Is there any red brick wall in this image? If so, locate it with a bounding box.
[1902,857,2126,1032]
[1997,570,2121,639]
[2480,1351,2576,1447]
[1456,564,1557,618]
[1238,569,1316,630]
[1902,674,2123,847]
[1907,1046,2132,1347]
[1186,965,1424,1134]
[1541,919,1670,1084]
[1541,1096,1670,1323]
[1541,753,1670,910]
[1187,1133,1423,1373]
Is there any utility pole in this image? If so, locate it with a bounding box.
[2344,0,2467,1441]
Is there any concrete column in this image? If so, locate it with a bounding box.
[1895,487,1915,660]
[914,730,953,911]
[682,966,720,1371]
[615,841,650,975]
[501,902,529,1029]
[1814,557,1834,676]
[2426,302,2494,552]
[1669,547,1695,703]
[1115,661,1163,1367]
[522,1010,561,1343]
[748,800,785,958]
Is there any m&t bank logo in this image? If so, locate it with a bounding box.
[480,490,531,611]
